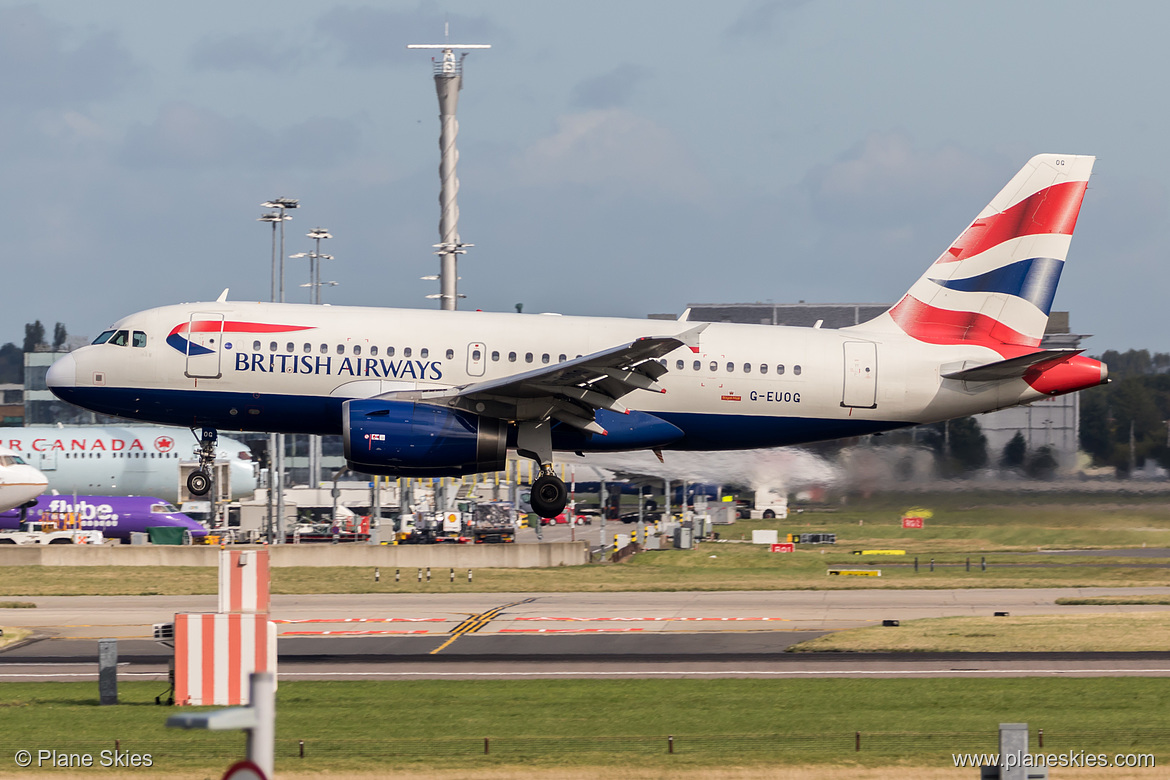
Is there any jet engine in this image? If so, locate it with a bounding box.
[343,399,507,477]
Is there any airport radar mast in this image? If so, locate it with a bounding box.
[408,29,490,311]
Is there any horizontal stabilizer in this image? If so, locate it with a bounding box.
[942,349,1083,381]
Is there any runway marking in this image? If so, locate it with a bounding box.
[281,630,432,636]
[513,617,790,622]
[268,668,1170,678]
[500,628,646,634]
[430,597,538,655]
[273,618,447,624]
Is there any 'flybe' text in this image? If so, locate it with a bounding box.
[234,353,443,380]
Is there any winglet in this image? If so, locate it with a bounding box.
[216,288,230,303]
[678,308,691,322]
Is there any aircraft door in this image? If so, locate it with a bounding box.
[841,341,877,409]
[466,343,486,377]
[37,451,57,471]
[184,313,225,379]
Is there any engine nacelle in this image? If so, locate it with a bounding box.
[343,399,507,477]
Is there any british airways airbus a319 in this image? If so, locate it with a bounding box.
[48,155,1107,517]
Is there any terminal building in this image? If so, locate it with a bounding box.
[656,303,1086,469]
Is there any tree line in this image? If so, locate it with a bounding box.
[0,321,70,384]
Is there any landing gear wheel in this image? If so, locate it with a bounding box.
[530,474,568,518]
[187,470,211,496]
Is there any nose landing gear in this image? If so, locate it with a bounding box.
[186,427,218,497]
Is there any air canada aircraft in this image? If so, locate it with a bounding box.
[48,154,1107,517]
[0,427,256,503]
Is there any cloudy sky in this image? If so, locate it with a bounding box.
[2,1,1165,353]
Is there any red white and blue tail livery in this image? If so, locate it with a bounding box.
[47,154,1108,517]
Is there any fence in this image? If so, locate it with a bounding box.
[4,729,1166,765]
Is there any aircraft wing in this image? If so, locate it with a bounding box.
[376,325,706,435]
[942,349,1083,382]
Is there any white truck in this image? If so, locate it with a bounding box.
[0,520,104,545]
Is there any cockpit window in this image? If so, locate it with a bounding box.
[109,330,130,346]
[92,330,115,345]
[150,503,180,514]
[132,331,147,348]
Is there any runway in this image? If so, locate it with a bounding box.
[3,587,1169,681]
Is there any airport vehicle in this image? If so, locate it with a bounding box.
[0,520,103,545]
[468,501,517,543]
[0,445,48,512]
[0,495,207,542]
[0,427,256,503]
[47,155,1106,518]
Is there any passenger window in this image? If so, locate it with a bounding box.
[743,363,751,373]
[559,354,567,362]
[508,352,517,362]
[110,330,129,346]
[760,364,768,374]
[794,365,802,376]
[446,349,454,360]
[777,365,785,375]
[421,348,429,359]
[541,354,550,364]
[491,351,499,362]
[525,353,534,363]
[709,361,717,372]
[371,346,379,356]
[472,349,482,361]
[270,342,278,352]
[336,344,344,355]
[132,331,147,348]
[693,361,700,371]
[286,342,294,352]
[92,330,115,345]
[676,360,684,370]
[727,362,734,373]
[320,344,328,354]
[253,341,261,351]
[354,345,362,356]
[387,347,395,357]
[303,343,311,353]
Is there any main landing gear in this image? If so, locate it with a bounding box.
[517,420,567,519]
[187,427,218,497]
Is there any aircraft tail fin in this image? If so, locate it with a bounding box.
[857,154,1094,350]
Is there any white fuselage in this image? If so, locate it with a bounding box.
[0,445,48,512]
[47,301,1058,450]
[0,427,256,503]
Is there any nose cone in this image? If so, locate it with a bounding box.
[0,466,48,512]
[46,352,77,391]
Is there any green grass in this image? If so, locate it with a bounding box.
[1,493,1168,596]
[0,602,34,609]
[0,679,1166,772]
[1056,596,1170,605]
[791,612,1170,652]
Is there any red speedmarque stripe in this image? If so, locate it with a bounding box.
[935,180,1088,264]
[889,295,1041,351]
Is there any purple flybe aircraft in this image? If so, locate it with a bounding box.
[0,495,207,542]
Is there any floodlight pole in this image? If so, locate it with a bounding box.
[408,38,490,310]
[261,197,298,544]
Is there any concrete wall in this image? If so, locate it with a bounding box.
[0,542,589,568]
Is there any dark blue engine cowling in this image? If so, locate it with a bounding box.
[344,399,507,477]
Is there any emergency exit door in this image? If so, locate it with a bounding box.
[841,341,877,409]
